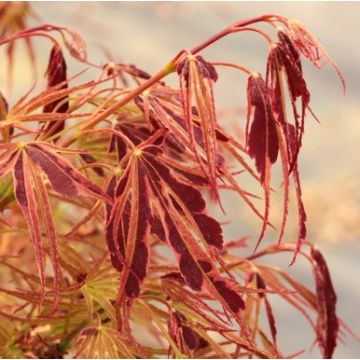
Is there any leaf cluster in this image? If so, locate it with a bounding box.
[0,5,354,359]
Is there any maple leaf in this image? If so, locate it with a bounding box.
[246,74,279,183]
[105,162,151,300]
[287,124,307,264]
[40,45,69,140]
[311,246,339,359]
[177,54,221,202]
[267,30,310,173]
[253,272,278,349]
[0,11,351,359]
[286,19,345,91]
[246,73,279,250]
[106,132,245,325]
[133,85,263,223]
[0,23,87,63]
[0,142,111,307]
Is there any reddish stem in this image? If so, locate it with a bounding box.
[233,27,273,43]
[211,62,253,75]
[82,67,168,130]
[82,14,280,130]
[191,14,276,54]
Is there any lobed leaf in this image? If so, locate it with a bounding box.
[25,143,111,203]
[105,160,151,301]
[246,74,279,250]
[311,246,339,359]
[286,19,345,91]
[177,54,221,201]
[41,45,69,140]
[13,151,46,305]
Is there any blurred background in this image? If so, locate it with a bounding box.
[2,2,359,358]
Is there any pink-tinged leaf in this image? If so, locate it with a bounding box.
[291,165,306,263]
[25,143,111,203]
[105,175,126,272]
[288,124,307,264]
[62,27,87,62]
[246,74,278,250]
[0,23,87,64]
[136,87,229,181]
[140,148,245,317]
[31,162,61,309]
[124,164,150,298]
[27,145,77,196]
[255,272,277,346]
[266,45,308,247]
[265,53,291,245]
[266,48,285,125]
[276,126,290,245]
[41,45,69,139]
[144,152,224,250]
[106,134,244,320]
[13,152,28,208]
[286,19,345,92]
[138,95,195,153]
[44,46,68,109]
[177,54,221,202]
[273,30,310,171]
[106,160,151,301]
[311,246,339,358]
[278,31,309,102]
[264,297,277,344]
[246,74,279,181]
[13,152,46,304]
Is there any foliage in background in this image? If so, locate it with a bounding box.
[0,3,356,358]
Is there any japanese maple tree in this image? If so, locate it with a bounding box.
[0,3,355,359]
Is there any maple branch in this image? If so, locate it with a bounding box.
[81,14,280,131]
[211,62,253,75]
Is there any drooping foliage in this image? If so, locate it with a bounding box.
[0,4,355,359]
[41,45,69,140]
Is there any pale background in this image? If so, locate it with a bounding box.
[4,2,360,358]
